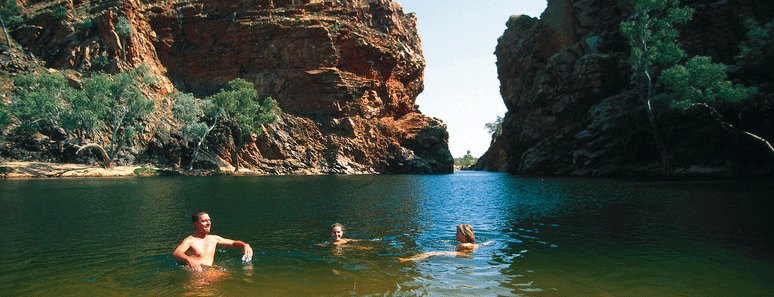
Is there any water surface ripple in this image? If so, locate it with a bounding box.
[1,172,772,296]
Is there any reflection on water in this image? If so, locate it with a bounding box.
[0,173,772,296]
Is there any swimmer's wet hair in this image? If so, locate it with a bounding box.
[331,222,344,231]
[192,211,208,223]
[457,224,475,243]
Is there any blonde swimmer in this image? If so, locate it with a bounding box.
[398,224,491,261]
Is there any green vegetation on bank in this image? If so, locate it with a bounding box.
[1,65,281,170]
[7,66,155,168]
[173,78,281,171]
[454,150,478,169]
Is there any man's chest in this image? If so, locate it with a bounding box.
[189,238,218,254]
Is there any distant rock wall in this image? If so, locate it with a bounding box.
[477,0,774,176]
[5,0,453,174]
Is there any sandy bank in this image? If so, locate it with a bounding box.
[1,161,145,178]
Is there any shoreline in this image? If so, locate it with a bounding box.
[0,161,148,178]
[0,161,308,178]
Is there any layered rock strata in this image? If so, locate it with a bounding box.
[5,0,453,174]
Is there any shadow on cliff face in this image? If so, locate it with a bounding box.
[476,0,774,177]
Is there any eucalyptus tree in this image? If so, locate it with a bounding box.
[10,71,74,134]
[620,0,694,172]
[209,78,281,172]
[172,92,218,170]
[75,65,156,168]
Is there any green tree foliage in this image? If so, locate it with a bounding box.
[453,150,478,168]
[115,16,135,37]
[11,72,75,133]
[173,92,218,170]
[661,51,774,156]
[661,56,756,109]
[485,115,503,137]
[620,0,694,172]
[115,16,135,60]
[185,78,281,171]
[52,6,68,21]
[63,76,108,141]
[10,66,156,168]
[75,65,156,168]
[736,20,774,90]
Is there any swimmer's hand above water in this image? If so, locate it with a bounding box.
[242,254,252,263]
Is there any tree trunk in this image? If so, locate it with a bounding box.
[637,67,671,174]
[0,17,11,47]
[698,103,774,158]
[76,143,112,169]
[188,122,218,171]
[232,127,243,172]
[646,98,670,173]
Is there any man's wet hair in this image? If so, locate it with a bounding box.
[192,211,208,223]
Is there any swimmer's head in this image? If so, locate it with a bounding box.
[331,223,344,242]
[456,224,475,243]
[191,211,212,235]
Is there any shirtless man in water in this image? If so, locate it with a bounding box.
[173,211,253,271]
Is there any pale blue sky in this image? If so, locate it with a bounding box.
[397,1,547,158]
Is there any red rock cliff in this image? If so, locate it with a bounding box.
[7,0,453,174]
[477,0,774,176]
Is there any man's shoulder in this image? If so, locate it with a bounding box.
[204,234,225,241]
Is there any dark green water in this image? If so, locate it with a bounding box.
[0,172,772,296]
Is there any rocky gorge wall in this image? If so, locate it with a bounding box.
[476,0,774,176]
[2,0,454,174]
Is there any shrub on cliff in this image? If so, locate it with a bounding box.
[212,78,281,172]
[485,116,503,138]
[623,1,774,162]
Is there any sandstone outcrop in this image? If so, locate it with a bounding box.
[476,0,774,176]
[2,0,453,174]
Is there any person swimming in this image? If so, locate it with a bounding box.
[398,224,491,262]
[317,223,368,246]
[173,211,253,272]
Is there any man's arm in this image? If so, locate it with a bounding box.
[215,236,253,261]
[173,237,204,271]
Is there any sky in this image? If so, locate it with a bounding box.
[396,1,547,158]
